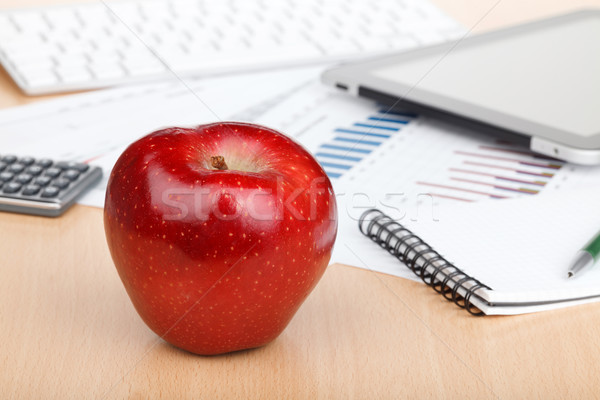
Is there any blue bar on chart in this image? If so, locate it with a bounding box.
[315,108,415,179]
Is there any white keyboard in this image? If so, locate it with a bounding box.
[0,0,462,95]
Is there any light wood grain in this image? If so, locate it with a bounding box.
[433,0,600,32]
[1,0,600,398]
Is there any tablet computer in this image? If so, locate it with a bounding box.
[322,10,600,165]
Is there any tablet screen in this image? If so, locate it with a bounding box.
[372,16,600,137]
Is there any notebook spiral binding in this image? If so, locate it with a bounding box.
[359,209,492,316]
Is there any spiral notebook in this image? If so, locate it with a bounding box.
[358,190,600,315]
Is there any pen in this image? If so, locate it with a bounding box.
[567,230,600,278]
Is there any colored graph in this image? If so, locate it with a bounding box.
[302,102,566,203]
[415,144,565,202]
[315,108,416,179]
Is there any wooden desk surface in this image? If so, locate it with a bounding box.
[2,1,600,398]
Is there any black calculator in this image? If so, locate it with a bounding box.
[0,155,102,217]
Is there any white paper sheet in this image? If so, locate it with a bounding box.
[0,67,321,207]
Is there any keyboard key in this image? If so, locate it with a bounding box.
[1,155,17,164]
[1,34,46,54]
[121,60,166,78]
[109,2,144,25]
[63,170,80,180]
[55,54,88,68]
[60,43,95,58]
[35,158,53,168]
[10,11,48,34]
[0,15,19,40]
[44,167,61,178]
[15,174,32,184]
[0,162,6,171]
[3,182,22,193]
[22,184,41,196]
[0,172,14,182]
[55,67,92,84]
[44,8,80,31]
[18,68,59,88]
[6,51,53,66]
[41,186,60,198]
[51,178,70,189]
[33,176,52,186]
[88,63,126,80]
[318,40,360,57]
[8,163,25,174]
[26,165,43,176]
[74,5,112,29]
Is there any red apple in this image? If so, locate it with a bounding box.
[104,122,337,355]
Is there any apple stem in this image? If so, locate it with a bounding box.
[211,156,229,170]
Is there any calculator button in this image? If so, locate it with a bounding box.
[0,162,6,171]
[51,178,70,189]
[18,157,35,166]
[26,165,43,176]
[34,176,51,186]
[41,186,60,198]
[55,161,89,172]
[63,170,80,181]
[54,162,71,170]
[3,182,22,193]
[73,164,89,172]
[1,155,17,164]
[35,158,53,168]
[8,164,25,174]
[44,167,62,178]
[15,174,32,184]
[22,184,41,196]
[0,172,14,182]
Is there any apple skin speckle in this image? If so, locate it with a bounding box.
[104,122,337,356]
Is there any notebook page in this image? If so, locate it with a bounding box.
[404,189,600,304]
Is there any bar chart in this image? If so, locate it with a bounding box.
[415,144,565,202]
[314,109,416,179]
[298,103,566,202]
